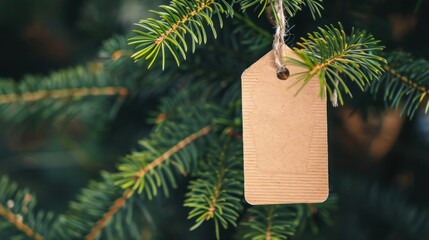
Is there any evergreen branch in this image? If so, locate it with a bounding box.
[55,87,232,240]
[236,205,303,240]
[129,0,233,68]
[133,125,212,180]
[80,124,212,240]
[114,86,221,200]
[236,198,337,239]
[85,189,133,240]
[184,136,243,240]
[153,2,212,46]
[368,52,429,118]
[0,86,128,104]
[0,176,53,240]
[265,207,274,240]
[75,89,222,240]
[0,65,129,125]
[288,23,386,105]
[0,205,44,240]
[238,0,323,19]
[383,65,429,94]
[52,173,140,240]
[115,122,213,198]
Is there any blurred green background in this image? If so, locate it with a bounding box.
[0,0,429,239]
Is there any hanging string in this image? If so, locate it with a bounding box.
[272,0,289,80]
[331,78,340,107]
[272,1,338,105]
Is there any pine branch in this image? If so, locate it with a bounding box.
[88,96,219,239]
[368,52,429,118]
[52,172,140,240]
[129,0,233,68]
[52,173,120,239]
[0,65,129,125]
[57,84,239,239]
[114,123,213,198]
[237,0,323,19]
[236,197,337,239]
[0,176,53,240]
[236,205,303,240]
[59,123,212,240]
[0,87,127,104]
[288,23,386,105]
[0,205,44,240]
[113,80,226,200]
[184,136,243,240]
[85,189,133,240]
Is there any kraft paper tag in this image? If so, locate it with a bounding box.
[242,46,328,205]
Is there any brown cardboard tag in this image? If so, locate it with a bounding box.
[242,46,328,205]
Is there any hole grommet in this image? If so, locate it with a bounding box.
[276,68,290,80]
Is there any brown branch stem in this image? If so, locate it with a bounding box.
[86,125,213,240]
[134,125,212,179]
[383,65,429,94]
[0,87,129,105]
[265,207,273,240]
[206,139,231,219]
[85,189,133,240]
[0,204,44,240]
[309,56,343,76]
[154,0,215,45]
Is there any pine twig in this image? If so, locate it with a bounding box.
[265,207,274,240]
[0,204,44,240]
[383,65,429,94]
[85,189,133,240]
[368,52,429,117]
[154,0,216,46]
[0,87,128,105]
[185,136,243,239]
[133,125,212,180]
[86,125,213,240]
[288,23,385,105]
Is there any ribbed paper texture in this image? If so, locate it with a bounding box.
[242,46,328,205]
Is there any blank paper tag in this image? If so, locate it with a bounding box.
[242,46,328,205]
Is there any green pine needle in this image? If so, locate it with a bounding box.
[0,176,53,240]
[237,205,303,240]
[238,0,323,19]
[288,23,386,105]
[0,66,128,126]
[113,87,227,202]
[369,52,429,118]
[129,0,233,69]
[184,136,243,240]
[236,198,337,240]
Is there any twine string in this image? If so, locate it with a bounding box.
[331,78,339,107]
[273,0,289,80]
[272,0,338,105]
[273,0,288,79]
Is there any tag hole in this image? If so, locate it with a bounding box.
[276,68,290,80]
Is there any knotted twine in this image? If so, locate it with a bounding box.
[272,0,338,106]
[272,0,289,80]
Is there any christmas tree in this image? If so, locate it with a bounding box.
[0,0,428,239]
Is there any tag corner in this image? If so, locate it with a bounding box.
[244,192,258,206]
[316,191,330,204]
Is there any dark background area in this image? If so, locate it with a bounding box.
[0,0,428,239]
